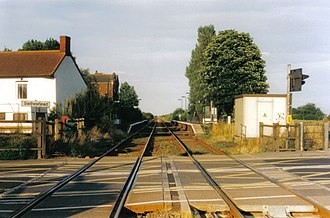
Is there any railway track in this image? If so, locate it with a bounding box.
[164,122,246,217]
[1,120,329,217]
[4,121,154,217]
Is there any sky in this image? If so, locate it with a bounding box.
[1,0,330,115]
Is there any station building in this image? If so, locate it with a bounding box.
[0,36,87,124]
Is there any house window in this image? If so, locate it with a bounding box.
[13,113,28,121]
[17,84,27,99]
[0,113,5,120]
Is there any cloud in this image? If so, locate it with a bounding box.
[1,0,330,114]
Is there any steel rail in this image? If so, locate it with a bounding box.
[228,153,330,217]
[192,135,330,217]
[163,122,245,218]
[9,121,153,218]
[109,122,157,218]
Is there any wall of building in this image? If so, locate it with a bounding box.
[0,77,55,120]
[55,56,87,105]
[234,97,244,137]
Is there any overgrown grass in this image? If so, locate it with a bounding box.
[49,127,127,158]
[0,136,37,160]
[201,123,265,155]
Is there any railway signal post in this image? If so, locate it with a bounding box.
[286,64,309,121]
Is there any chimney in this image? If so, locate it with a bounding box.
[60,35,71,55]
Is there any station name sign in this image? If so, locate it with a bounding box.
[21,100,50,108]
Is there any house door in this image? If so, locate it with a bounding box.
[36,112,46,121]
[31,107,47,133]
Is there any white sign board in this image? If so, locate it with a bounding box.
[21,100,50,108]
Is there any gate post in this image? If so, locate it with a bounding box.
[300,122,304,151]
[294,123,300,151]
[37,118,46,159]
[259,122,264,147]
[285,124,290,150]
[41,119,46,158]
[37,120,42,159]
[273,123,279,152]
[54,119,60,141]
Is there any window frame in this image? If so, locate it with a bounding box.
[0,112,5,120]
[13,113,28,121]
[16,82,28,99]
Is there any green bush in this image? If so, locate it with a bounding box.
[0,136,37,160]
[49,127,127,158]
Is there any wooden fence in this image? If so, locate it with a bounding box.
[301,121,329,150]
[259,122,301,152]
[0,118,85,159]
[0,119,47,159]
[259,121,329,151]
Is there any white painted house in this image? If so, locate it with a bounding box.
[0,36,87,123]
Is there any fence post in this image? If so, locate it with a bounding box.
[324,122,329,150]
[295,123,300,151]
[300,122,304,151]
[37,120,42,159]
[37,118,46,159]
[77,118,83,137]
[54,119,60,141]
[285,124,290,150]
[273,123,279,152]
[41,119,46,158]
[259,122,264,147]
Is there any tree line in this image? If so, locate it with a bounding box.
[292,103,329,121]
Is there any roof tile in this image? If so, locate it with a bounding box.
[0,50,65,78]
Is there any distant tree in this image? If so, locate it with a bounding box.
[185,25,216,116]
[20,38,59,51]
[43,38,60,50]
[79,68,94,88]
[119,82,139,108]
[201,29,269,116]
[20,39,44,50]
[171,108,187,121]
[118,82,143,124]
[3,47,12,52]
[292,103,325,120]
[143,112,154,120]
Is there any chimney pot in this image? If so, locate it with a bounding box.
[60,35,71,55]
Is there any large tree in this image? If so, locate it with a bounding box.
[292,103,325,120]
[118,82,142,123]
[185,25,216,116]
[202,29,269,116]
[20,38,59,51]
[119,82,139,108]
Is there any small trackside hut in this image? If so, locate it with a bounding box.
[234,94,287,138]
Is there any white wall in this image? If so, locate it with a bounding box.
[0,78,56,120]
[55,56,87,106]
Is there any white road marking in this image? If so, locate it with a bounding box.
[234,195,296,200]
[31,204,113,212]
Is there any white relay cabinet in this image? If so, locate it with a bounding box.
[234,94,287,138]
